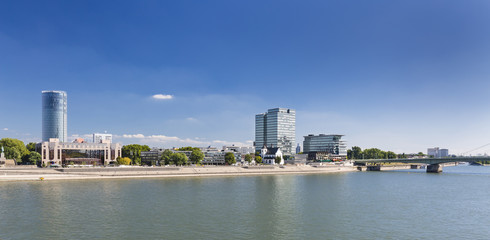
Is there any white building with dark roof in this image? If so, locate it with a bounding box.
[260,145,283,165]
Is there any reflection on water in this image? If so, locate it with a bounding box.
[1,166,490,240]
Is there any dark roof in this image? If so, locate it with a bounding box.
[266,147,279,155]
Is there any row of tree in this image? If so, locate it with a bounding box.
[0,139,268,166]
[347,146,425,159]
[0,138,41,165]
[121,144,151,165]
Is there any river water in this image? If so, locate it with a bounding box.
[1,165,490,240]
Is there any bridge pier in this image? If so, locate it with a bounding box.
[367,165,381,171]
[426,164,442,173]
[410,164,420,169]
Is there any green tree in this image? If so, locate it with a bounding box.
[417,152,425,157]
[171,152,188,166]
[225,152,236,165]
[177,146,200,151]
[161,149,174,165]
[23,151,41,165]
[189,149,204,164]
[397,153,407,159]
[362,148,385,159]
[386,151,397,159]
[26,142,37,152]
[255,156,262,164]
[244,154,252,163]
[351,146,363,159]
[0,138,29,161]
[4,147,21,162]
[121,144,151,165]
[117,157,132,165]
[274,156,282,164]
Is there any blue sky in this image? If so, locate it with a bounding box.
[2,0,490,154]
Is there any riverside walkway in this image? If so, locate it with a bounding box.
[354,156,490,172]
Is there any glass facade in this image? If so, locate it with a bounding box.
[42,91,67,142]
[303,134,347,160]
[255,108,296,155]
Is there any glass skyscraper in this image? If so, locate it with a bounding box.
[42,91,67,142]
[255,108,295,155]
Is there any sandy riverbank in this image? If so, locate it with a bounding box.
[0,165,357,182]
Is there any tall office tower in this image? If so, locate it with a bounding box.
[255,108,296,155]
[42,91,67,142]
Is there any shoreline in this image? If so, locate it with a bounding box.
[0,165,358,182]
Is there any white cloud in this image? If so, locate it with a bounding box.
[186,117,197,121]
[2,128,7,131]
[152,94,174,100]
[122,134,145,138]
[115,133,251,147]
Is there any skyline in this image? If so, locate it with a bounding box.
[2,1,490,154]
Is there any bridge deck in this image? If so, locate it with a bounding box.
[353,157,490,165]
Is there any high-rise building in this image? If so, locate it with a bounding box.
[303,134,347,161]
[42,90,67,142]
[93,133,112,143]
[255,108,295,155]
[296,143,301,154]
[427,147,449,158]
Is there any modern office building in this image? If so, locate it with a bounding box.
[303,134,347,161]
[141,148,165,166]
[42,90,67,142]
[140,147,243,166]
[255,108,296,155]
[93,133,113,143]
[39,138,121,166]
[296,143,301,154]
[427,147,449,158]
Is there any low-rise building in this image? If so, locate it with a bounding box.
[202,150,242,165]
[93,133,113,143]
[39,138,121,166]
[303,134,347,161]
[260,145,283,165]
[141,148,165,166]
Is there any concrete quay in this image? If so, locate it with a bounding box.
[0,165,357,181]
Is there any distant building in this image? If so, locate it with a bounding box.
[93,133,112,143]
[427,147,449,158]
[42,91,67,142]
[290,153,307,165]
[222,145,255,155]
[141,148,165,166]
[303,134,347,161]
[260,145,284,165]
[296,143,301,154]
[255,108,295,156]
[73,138,85,143]
[39,138,121,166]
[202,151,242,165]
[141,147,242,166]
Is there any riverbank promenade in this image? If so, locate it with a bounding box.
[0,165,357,181]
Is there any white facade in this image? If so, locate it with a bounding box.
[260,146,284,165]
[93,133,113,143]
[427,147,449,158]
[40,138,121,166]
[222,146,255,154]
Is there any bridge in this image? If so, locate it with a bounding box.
[353,156,490,173]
